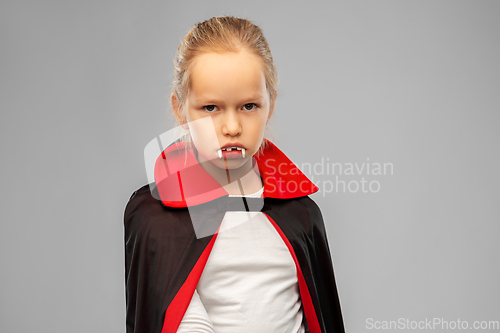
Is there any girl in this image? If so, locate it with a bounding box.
[124,16,344,333]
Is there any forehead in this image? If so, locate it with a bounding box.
[189,50,267,100]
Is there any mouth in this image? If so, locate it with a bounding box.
[217,147,246,159]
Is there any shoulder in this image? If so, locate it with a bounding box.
[265,195,326,233]
[123,184,193,240]
[298,195,324,223]
[266,195,322,218]
[125,184,157,213]
[124,184,161,225]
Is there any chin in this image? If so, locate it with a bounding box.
[210,157,249,170]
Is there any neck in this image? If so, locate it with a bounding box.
[196,152,263,196]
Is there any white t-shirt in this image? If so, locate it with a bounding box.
[177,187,305,333]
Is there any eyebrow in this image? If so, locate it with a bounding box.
[193,94,265,105]
[193,97,223,105]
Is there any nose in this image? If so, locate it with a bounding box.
[221,109,241,137]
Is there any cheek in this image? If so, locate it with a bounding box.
[253,115,268,136]
[188,117,219,152]
[247,116,268,151]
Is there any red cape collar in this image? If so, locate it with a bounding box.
[154,139,318,208]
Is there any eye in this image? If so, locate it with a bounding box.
[203,105,218,112]
[242,103,257,111]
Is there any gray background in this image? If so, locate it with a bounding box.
[1,0,499,332]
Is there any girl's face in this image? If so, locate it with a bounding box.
[176,49,275,172]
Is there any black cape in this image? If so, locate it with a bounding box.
[124,140,344,333]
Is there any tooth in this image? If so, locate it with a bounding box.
[236,147,241,150]
[217,149,222,159]
[242,148,245,158]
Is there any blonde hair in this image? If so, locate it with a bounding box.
[171,16,278,155]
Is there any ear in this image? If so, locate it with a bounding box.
[171,93,189,130]
[266,90,277,124]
